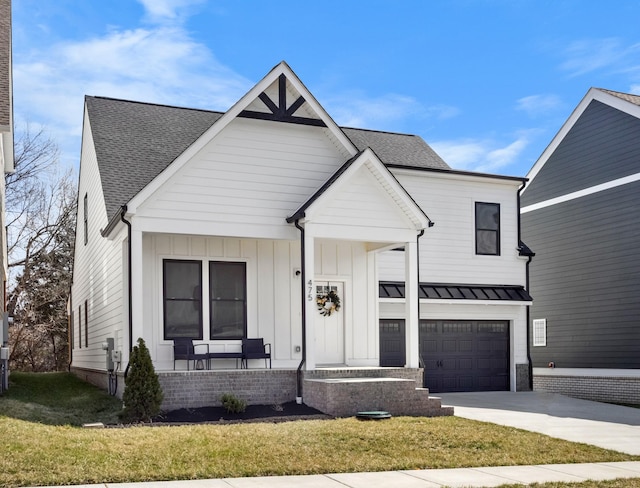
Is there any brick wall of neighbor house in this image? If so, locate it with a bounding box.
[158,370,298,411]
[534,374,640,405]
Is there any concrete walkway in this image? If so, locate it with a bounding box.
[38,462,640,487]
[439,391,640,455]
[31,392,640,487]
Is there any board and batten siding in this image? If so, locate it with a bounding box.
[147,235,378,370]
[522,100,640,207]
[522,181,640,369]
[379,169,525,286]
[71,110,126,371]
[134,118,349,240]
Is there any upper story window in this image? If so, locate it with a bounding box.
[475,202,500,255]
[83,193,88,245]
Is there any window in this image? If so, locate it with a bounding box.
[78,305,82,349]
[84,300,89,347]
[83,193,88,245]
[209,262,246,339]
[475,202,500,255]
[533,319,547,347]
[163,260,202,340]
[70,311,74,350]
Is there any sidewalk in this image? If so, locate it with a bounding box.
[48,462,640,487]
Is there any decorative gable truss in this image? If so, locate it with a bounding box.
[239,73,326,127]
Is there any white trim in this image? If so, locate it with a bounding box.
[521,171,640,214]
[523,88,640,191]
[534,367,640,378]
[303,148,429,231]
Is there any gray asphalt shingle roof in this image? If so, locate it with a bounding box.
[599,88,640,107]
[86,96,450,223]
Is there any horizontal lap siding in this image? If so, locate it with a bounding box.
[137,119,346,233]
[523,182,640,368]
[72,112,125,370]
[312,170,414,231]
[522,100,640,206]
[385,171,524,286]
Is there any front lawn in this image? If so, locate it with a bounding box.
[0,372,637,488]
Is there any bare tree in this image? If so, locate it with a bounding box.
[6,126,77,371]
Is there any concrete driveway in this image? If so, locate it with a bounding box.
[439,391,640,455]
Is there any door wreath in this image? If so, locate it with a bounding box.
[317,289,341,316]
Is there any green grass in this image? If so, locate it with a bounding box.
[0,372,638,488]
[0,371,123,425]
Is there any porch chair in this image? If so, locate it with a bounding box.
[173,338,210,371]
[242,338,271,369]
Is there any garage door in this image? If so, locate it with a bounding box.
[420,320,509,392]
[379,319,406,367]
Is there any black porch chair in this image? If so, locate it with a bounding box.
[173,338,209,370]
[242,338,271,369]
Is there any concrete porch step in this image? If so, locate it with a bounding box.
[303,376,454,417]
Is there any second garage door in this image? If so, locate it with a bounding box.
[420,320,510,393]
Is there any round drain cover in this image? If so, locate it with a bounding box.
[356,411,391,420]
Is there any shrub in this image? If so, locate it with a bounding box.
[120,338,164,422]
[221,393,246,414]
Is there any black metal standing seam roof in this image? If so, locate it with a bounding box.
[87,96,451,226]
[379,281,533,301]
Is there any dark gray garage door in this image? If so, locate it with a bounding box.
[420,320,509,392]
[379,319,406,367]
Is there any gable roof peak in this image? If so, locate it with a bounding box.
[595,87,640,107]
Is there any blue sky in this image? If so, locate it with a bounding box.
[10,0,640,177]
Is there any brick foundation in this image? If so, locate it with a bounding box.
[534,374,640,405]
[158,369,297,411]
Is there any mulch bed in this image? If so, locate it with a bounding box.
[151,401,331,425]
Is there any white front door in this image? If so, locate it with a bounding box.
[315,281,345,365]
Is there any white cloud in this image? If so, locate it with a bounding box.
[560,38,640,77]
[630,84,640,95]
[138,0,206,23]
[13,22,251,167]
[516,94,562,118]
[431,133,531,173]
[323,92,459,130]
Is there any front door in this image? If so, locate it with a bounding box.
[315,281,344,365]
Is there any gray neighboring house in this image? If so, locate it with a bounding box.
[521,87,640,405]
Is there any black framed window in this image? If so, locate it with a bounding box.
[475,202,500,255]
[163,260,203,340]
[209,261,246,340]
[83,193,88,245]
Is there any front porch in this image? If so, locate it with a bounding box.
[156,367,453,417]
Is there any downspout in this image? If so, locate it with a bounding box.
[120,205,133,379]
[294,219,306,403]
[517,182,534,391]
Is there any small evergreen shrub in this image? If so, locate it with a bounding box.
[221,393,246,414]
[120,338,164,422]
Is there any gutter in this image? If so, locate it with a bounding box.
[294,219,306,403]
[120,206,133,379]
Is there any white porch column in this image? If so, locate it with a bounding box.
[404,240,420,368]
[130,228,144,348]
[303,225,316,370]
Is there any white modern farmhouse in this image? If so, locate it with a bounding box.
[70,62,533,416]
